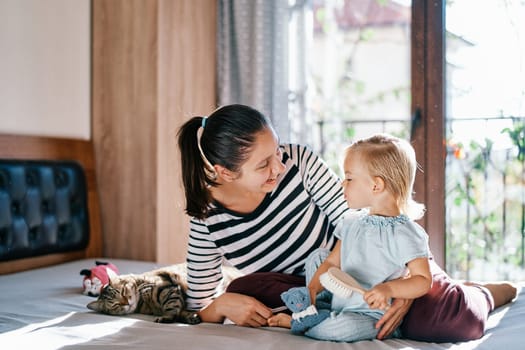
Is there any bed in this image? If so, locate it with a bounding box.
[1,135,524,350]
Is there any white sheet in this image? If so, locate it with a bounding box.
[1,259,523,350]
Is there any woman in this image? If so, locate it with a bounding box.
[177,104,516,340]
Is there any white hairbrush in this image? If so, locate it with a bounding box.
[320,267,366,298]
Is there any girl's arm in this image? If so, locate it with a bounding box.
[364,257,432,310]
[307,241,342,304]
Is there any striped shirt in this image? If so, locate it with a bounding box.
[185,143,349,310]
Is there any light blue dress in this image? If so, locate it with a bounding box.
[303,210,430,342]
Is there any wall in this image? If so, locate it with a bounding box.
[0,0,91,139]
[92,0,216,263]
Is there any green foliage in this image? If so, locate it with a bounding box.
[502,120,525,161]
[359,28,376,41]
[446,119,525,280]
[345,126,355,140]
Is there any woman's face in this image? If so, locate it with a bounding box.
[233,128,286,194]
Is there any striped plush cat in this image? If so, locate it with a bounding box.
[87,266,201,324]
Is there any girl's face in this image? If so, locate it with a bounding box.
[342,151,376,209]
[233,128,286,193]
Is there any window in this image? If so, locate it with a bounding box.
[289,0,412,174]
[291,0,525,280]
[445,0,525,280]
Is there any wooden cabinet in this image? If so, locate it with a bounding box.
[92,0,216,263]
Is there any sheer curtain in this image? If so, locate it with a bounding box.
[216,0,292,141]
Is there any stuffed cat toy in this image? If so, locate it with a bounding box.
[80,261,119,297]
[87,266,201,324]
[281,286,330,334]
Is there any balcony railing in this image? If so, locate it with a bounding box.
[314,116,525,281]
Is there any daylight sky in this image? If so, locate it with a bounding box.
[446,0,525,118]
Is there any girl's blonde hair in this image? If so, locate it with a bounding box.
[345,133,425,220]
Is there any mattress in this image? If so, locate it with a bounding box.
[1,258,523,350]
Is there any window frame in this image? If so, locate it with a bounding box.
[411,0,446,267]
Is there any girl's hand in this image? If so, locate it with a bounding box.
[375,297,413,339]
[364,283,392,310]
[199,292,273,327]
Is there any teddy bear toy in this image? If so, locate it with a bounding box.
[80,261,119,297]
[280,286,330,334]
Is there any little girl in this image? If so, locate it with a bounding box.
[269,133,432,342]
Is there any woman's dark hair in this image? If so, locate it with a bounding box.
[177,104,272,219]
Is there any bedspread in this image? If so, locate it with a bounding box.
[1,258,523,350]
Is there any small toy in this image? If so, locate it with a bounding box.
[280,286,330,334]
[80,261,119,297]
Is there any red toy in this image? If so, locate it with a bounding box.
[80,261,119,297]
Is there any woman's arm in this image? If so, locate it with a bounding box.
[185,220,225,310]
[290,144,349,227]
[198,292,273,327]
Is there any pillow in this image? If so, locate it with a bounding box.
[226,272,305,310]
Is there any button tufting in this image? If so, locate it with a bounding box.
[0,160,89,261]
[11,201,21,216]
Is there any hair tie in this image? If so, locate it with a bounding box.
[196,118,217,181]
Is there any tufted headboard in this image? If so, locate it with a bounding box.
[0,135,102,274]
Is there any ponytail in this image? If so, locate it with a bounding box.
[177,116,215,220]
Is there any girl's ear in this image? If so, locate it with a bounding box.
[372,176,385,193]
[214,165,237,182]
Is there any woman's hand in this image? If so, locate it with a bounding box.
[375,297,413,339]
[198,292,273,327]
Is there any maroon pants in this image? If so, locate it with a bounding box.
[401,259,493,342]
[226,260,493,343]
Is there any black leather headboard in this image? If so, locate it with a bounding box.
[0,159,90,261]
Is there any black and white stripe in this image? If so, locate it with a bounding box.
[185,144,349,310]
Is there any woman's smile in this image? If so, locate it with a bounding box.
[265,176,278,185]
